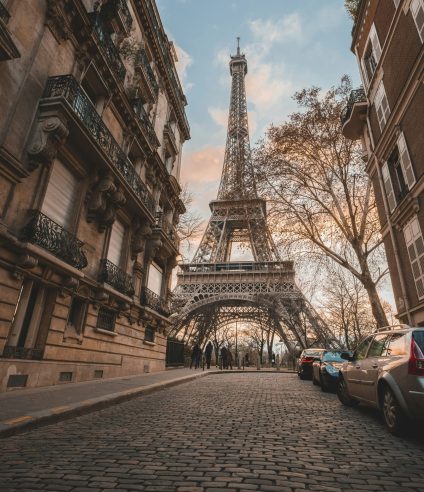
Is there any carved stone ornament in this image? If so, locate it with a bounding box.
[27,116,69,170]
[131,220,152,258]
[17,253,38,269]
[145,237,163,262]
[87,172,126,232]
[45,0,71,43]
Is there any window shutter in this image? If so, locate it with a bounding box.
[404,216,424,299]
[381,162,396,212]
[370,24,382,62]
[411,0,424,42]
[393,0,400,6]
[375,82,390,131]
[397,133,416,189]
[42,160,77,228]
[360,58,369,88]
[107,219,125,266]
[147,262,163,296]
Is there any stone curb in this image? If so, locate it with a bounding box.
[0,369,295,439]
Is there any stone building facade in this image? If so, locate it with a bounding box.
[342,0,423,326]
[0,0,189,391]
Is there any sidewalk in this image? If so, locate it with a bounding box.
[0,367,295,438]
[0,367,215,438]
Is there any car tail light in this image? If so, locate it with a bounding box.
[301,357,314,363]
[408,336,424,376]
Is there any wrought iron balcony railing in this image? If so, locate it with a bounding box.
[340,88,366,125]
[132,98,160,149]
[115,0,133,33]
[21,210,88,270]
[43,75,155,214]
[153,212,178,245]
[141,287,170,315]
[135,48,159,98]
[2,345,43,360]
[89,12,126,82]
[98,259,134,296]
[0,1,11,23]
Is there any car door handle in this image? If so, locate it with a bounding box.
[355,364,361,369]
[372,363,378,369]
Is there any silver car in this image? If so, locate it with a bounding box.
[337,326,424,434]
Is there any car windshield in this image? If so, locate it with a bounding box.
[303,350,323,357]
[413,331,424,357]
[322,352,346,362]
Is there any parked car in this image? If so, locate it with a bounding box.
[312,350,352,392]
[337,325,424,434]
[297,348,325,380]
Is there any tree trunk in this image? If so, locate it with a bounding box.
[363,280,388,328]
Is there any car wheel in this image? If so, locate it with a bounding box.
[299,373,305,380]
[320,374,328,392]
[381,386,407,435]
[337,376,359,407]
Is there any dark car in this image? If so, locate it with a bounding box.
[312,350,352,392]
[297,348,325,380]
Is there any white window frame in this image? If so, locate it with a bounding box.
[382,161,396,212]
[107,219,125,267]
[404,216,424,299]
[411,0,424,42]
[361,23,382,86]
[397,132,416,190]
[147,261,163,296]
[374,81,390,131]
[393,0,401,7]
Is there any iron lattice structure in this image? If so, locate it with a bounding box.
[171,42,339,352]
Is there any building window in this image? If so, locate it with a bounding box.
[374,81,390,131]
[96,306,116,332]
[67,297,87,334]
[390,132,416,198]
[144,326,155,343]
[107,219,125,267]
[381,162,396,213]
[393,0,401,7]
[361,24,381,86]
[42,159,78,229]
[403,216,424,299]
[147,261,163,296]
[411,0,424,42]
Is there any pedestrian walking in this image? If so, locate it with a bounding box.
[227,348,233,370]
[205,341,213,369]
[190,343,202,369]
[220,346,228,370]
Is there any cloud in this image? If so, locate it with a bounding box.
[249,13,302,49]
[181,145,224,185]
[174,43,193,92]
[208,106,228,130]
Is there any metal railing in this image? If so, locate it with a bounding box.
[116,0,133,33]
[135,48,159,97]
[132,98,160,149]
[2,346,43,360]
[178,261,294,273]
[21,210,88,270]
[141,287,170,315]
[153,212,178,244]
[340,87,366,125]
[89,12,126,82]
[98,259,134,296]
[96,306,116,332]
[43,75,155,214]
[0,1,10,23]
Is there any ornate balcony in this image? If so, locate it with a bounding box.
[0,0,20,61]
[163,123,178,154]
[21,210,88,270]
[135,48,159,99]
[98,259,134,296]
[89,13,126,82]
[132,98,160,149]
[43,75,155,214]
[153,212,179,249]
[341,88,367,140]
[100,0,133,36]
[141,287,170,316]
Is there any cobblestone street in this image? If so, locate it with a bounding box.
[0,373,423,492]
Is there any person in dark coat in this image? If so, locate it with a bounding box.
[227,348,233,370]
[220,346,228,370]
[205,341,213,369]
[190,343,201,369]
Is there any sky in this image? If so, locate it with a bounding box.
[157,0,361,242]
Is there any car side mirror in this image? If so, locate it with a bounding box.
[340,352,353,361]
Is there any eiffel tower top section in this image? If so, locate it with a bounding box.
[217,39,257,201]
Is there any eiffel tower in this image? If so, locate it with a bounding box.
[171,41,339,352]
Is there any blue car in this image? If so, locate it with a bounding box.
[312,350,352,392]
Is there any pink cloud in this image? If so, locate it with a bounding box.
[181,145,224,185]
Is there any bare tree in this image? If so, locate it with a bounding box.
[177,185,203,257]
[254,77,389,327]
[242,324,267,364]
